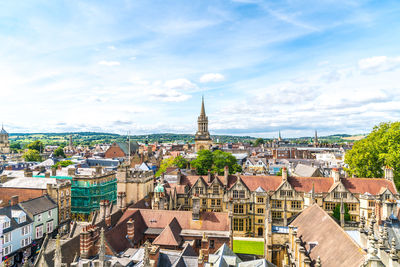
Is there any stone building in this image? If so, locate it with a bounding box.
[155,167,398,241]
[0,124,10,154]
[194,97,213,152]
[116,166,154,206]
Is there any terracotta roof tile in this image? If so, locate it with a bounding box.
[152,218,182,246]
[291,204,366,267]
[341,178,398,195]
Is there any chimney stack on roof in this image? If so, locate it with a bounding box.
[127,218,135,241]
[207,170,212,183]
[331,168,340,183]
[384,166,394,182]
[10,195,19,206]
[282,167,288,182]
[224,166,229,187]
[45,171,50,178]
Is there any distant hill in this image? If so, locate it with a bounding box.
[8,131,362,147]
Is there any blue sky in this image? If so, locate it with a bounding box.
[1,0,400,137]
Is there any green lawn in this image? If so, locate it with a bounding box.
[233,240,264,255]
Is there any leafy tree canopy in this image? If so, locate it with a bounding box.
[332,203,351,222]
[254,138,265,147]
[23,149,42,162]
[10,142,21,152]
[155,156,189,177]
[345,122,400,189]
[52,160,74,168]
[53,147,66,158]
[26,140,44,152]
[191,150,242,175]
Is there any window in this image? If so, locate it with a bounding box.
[233,190,238,199]
[209,239,215,249]
[37,214,42,222]
[291,201,302,210]
[185,198,189,205]
[36,225,43,239]
[272,211,282,219]
[368,201,375,207]
[211,199,215,206]
[350,215,357,221]
[257,197,264,203]
[271,200,282,209]
[258,219,263,224]
[348,203,357,211]
[233,218,244,231]
[213,186,219,195]
[342,193,347,198]
[202,199,207,206]
[234,204,244,214]
[280,191,293,197]
[239,190,245,199]
[4,232,11,243]
[216,199,221,206]
[247,218,252,230]
[19,215,26,223]
[3,220,10,229]
[46,221,54,233]
[385,194,390,200]
[48,210,52,217]
[195,187,203,195]
[324,202,336,211]
[21,225,30,236]
[3,245,12,256]
[21,237,31,247]
[195,239,201,247]
[257,208,264,214]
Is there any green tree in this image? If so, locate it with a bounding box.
[52,160,74,168]
[345,122,400,189]
[254,138,265,147]
[276,168,283,176]
[191,150,242,175]
[173,156,189,169]
[23,149,42,162]
[53,147,66,158]
[26,140,44,152]
[10,142,22,152]
[155,157,175,177]
[332,203,351,222]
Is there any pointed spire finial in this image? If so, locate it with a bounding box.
[200,95,206,116]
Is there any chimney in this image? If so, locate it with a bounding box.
[104,200,111,227]
[95,166,102,175]
[331,168,340,183]
[207,170,212,183]
[282,167,287,182]
[127,219,135,241]
[192,197,200,220]
[51,167,57,176]
[10,195,19,206]
[177,169,182,185]
[80,227,91,259]
[384,166,394,182]
[99,200,107,220]
[68,167,75,176]
[224,166,229,187]
[45,171,50,178]
[340,198,345,228]
[117,192,126,210]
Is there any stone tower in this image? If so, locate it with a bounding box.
[0,124,10,154]
[313,130,319,147]
[194,96,213,152]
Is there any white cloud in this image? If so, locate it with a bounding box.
[98,60,120,66]
[358,56,400,74]
[108,45,116,50]
[149,89,191,102]
[199,73,225,83]
[164,78,197,90]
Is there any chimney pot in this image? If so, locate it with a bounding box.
[10,195,19,206]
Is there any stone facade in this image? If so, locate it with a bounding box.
[194,97,213,152]
[0,125,10,154]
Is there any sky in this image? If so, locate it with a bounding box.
[1,0,400,138]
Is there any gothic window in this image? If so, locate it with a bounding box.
[272,211,282,219]
[324,202,336,211]
[185,198,189,205]
[348,203,357,211]
[202,199,207,206]
[341,192,347,198]
[257,197,264,203]
[239,190,245,198]
[195,187,203,195]
[233,190,238,199]
[368,201,375,207]
[216,199,221,206]
[258,219,263,224]
[257,208,264,214]
[271,200,282,208]
[234,204,244,214]
[334,192,340,199]
[213,186,219,195]
[209,239,215,249]
[291,201,302,209]
[211,199,215,206]
[233,218,244,231]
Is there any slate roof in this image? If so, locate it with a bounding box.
[0,204,33,234]
[116,141,139,155]
[293,163,319,177]
[19,195,57,215]
[290,204,365,267]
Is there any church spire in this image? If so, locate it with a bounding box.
[200,95,206,117]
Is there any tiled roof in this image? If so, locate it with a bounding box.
[341,177,397,195]
[291,204,365,267]
[152,218,182,246]
[240,176,282,191]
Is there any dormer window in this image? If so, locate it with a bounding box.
[19,215,26,223]
[3,220,10,229]
[385,194,390,200]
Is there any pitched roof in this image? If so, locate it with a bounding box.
[293,164,319,177]
[115,141,139,155]
[152,218,182,246]
[290,204,365,267]
[19,195,57,215]
[240,175,283,192]
[341,177,398,195]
